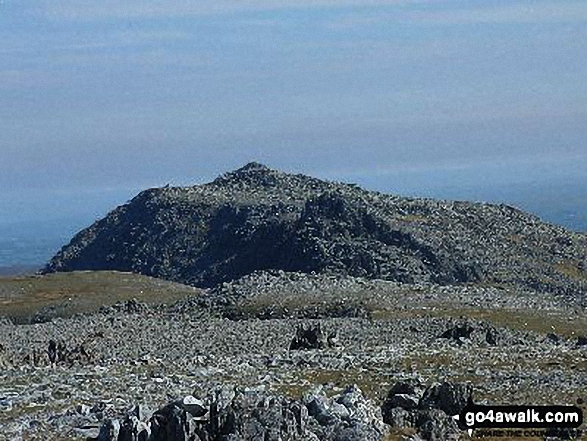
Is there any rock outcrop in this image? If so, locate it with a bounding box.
[93,385,387,441]
[382,380,472,440]
[290,324,338,350]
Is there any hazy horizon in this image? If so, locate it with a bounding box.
[2,1,586,270]
[1,160,585,272]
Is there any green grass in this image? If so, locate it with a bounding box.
[372,306,586,338]
[274,367,394,402]
[0,270,201,323]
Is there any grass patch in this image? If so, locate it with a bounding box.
[0,271,201,323]
[373,306,586,338]
[274,368,392,401]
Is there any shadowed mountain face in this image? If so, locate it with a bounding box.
[44,163,586,300]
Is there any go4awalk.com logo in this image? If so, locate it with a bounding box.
[453,404,583,438]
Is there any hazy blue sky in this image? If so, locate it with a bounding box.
[1,0,586,243]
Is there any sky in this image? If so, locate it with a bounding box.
[1,0,586,267]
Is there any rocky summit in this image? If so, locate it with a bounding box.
[44,162,586,303]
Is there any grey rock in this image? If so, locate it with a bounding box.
[290,324,330,350]
[174,395,208,418]
[96,419,120,441]
[76,404,91,416]
[383,407,414,428]
[388,393,419,410]
[150,400,199,441]
[381,380,423,424]
[418,382,472,416]
[387,380,423,398]
[415,409,460,441]
[304,391,335,426]
[485,328,498,345]
[439,323,474,344]
[206,388,310,440]
[92,386,388,441]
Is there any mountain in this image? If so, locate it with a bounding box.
[43,162,586,301]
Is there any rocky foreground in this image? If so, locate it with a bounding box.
[3,164,586,439]
[1,271,585,440]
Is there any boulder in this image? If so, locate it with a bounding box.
[418,382,472,416]
[383,407,414,428]
[96,419,120,441]
[382,381,472,440]
[416,409,460,441]
[388,394,419,410]
[439,323,474,344]
[381,380,423,424]
[290,324,330,350]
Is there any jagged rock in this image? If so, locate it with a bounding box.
[118,414,151,441]
[0,343,8,369]
[76,404,91,416]
[546,332,561,344]
[576,335,587,347]
[46,338,92,366]
[326,331,340,347]
[149,401,198,441]
[485,328,498,345]
[205,387,310,440]
[388,394,419,410]
[383,407,414,428]
[290,324,334,350]
[418,382,472,416]
[439,323,474,344]
[174,395,207,419]
[383,381,471,439]
[387,380,424,398]
[381,380,423,425]
[96,419,120,441]
[100,299,145,315]
[93,386,387,441]
[304,390,335,426]
[306,385,388,441]
[48,339,57,364]
[127,404,149,422]
[415,409,460,441]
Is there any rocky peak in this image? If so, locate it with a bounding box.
[211,162,284,188]
[43,163,587,302]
